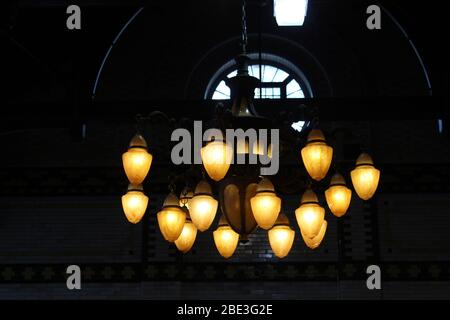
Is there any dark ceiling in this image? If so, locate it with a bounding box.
[0,0,448,122]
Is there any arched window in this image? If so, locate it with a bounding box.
[212,65,306,100]
[205,53,312,131]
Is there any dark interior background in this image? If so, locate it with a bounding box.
[0,0,449,299]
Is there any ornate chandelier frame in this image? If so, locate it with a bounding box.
[119,0,381,259]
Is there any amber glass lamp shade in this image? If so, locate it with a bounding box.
[295,188,325,239]
[325,173,352,217]
[213,216,240,259]
[236,138,272,158]
[301,129,333,181]
[250,177,281,230]
[175,214,197,253]
[268,214,295,259]
[351,153,380,200]
[122,134,153,185]
[189,180,218,232]
[121,184,148,224]
[301,220,327,249]
[157,193,186,242]
[253,141,272,158]
[201,140,232,181]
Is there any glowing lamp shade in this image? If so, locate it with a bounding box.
[250,177,281,230]
[274,0,309,26]
[236,138,272,158]
[213,216,240,259]
[122,134,153,185]
[201,140,232,181]
[157,193,186,242]
[301,129,333,181]
[301,220,327,250]
[325,173,352,217]
[189,180,218,232]
[253,142,272,158]
[268,214,295,259]
[351,153,380,200]
[121,184,148,224]
[295,188,325,238]
[175,216,197,253]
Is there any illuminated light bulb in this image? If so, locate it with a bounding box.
[325,173,352,217]
[121,184,148,224]
[201,139,232,181]
[236,137,249,154]
[157,193,186,242]
[250,177,281,230]
[351,153,380,200]
[301,129,333,181]
[235,139,272,158]
[122,134,153,185]
[253,140,272,156]
[252,140,264,156]
[268,214,295,258]
[188,180,218,232]
[213,216,240,259]
[301,220,327,249]
[268,144,272,159]
[295,188,325,238]
[175,214,197,253]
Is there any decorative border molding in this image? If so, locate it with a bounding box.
[1,262,449,283]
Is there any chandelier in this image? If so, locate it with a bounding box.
[120,1,380,259]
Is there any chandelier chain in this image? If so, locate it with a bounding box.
[241,0,248,54]
[134,114,145,134]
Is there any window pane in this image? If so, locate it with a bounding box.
[291,120,306,132]
[272,69,289,82]
[273,87,281,98]
[212,91,230,100]
[255,88,261,99]
[250,65,260,79]
[227,70,237,78]
[287,90,304,98]
[286,79,301,95]
[254,87,282,99]
[262,65,277,82]
[215,81,230,96]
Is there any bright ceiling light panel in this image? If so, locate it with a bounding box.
[274,0,308,26]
